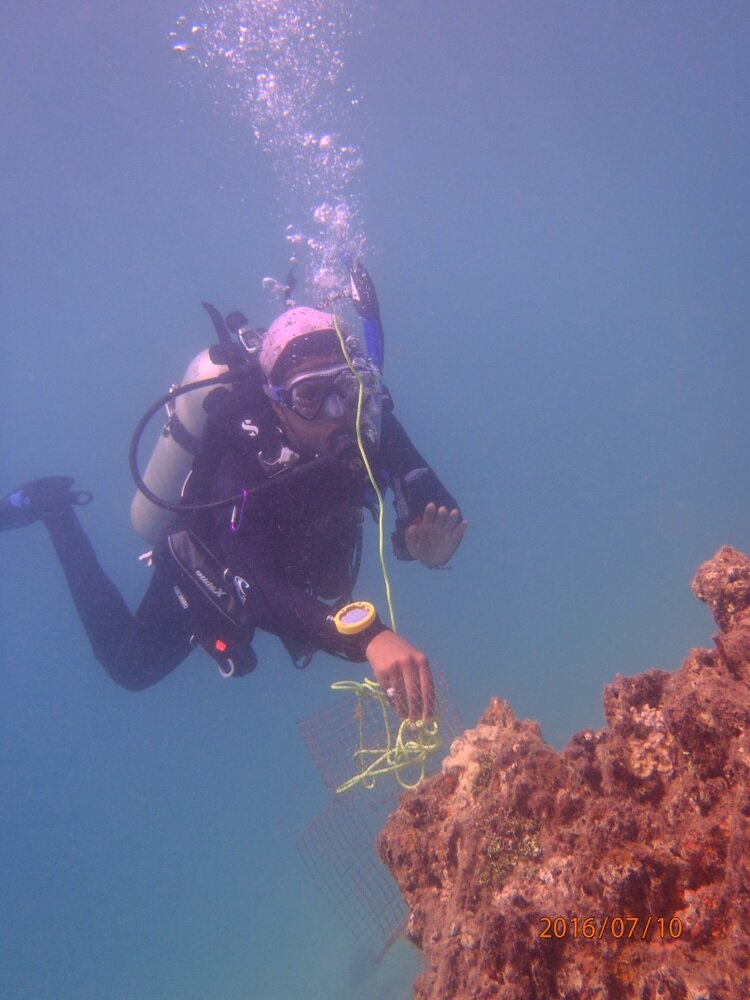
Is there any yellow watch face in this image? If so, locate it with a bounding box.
[333,601,377,635]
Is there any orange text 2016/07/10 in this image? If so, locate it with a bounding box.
[538,915,684,942]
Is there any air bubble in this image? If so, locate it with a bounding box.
[178,0,367,303]
[285,225,305,246]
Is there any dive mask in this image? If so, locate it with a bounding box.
[267,358,384,443]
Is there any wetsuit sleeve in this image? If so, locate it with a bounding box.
[379,407,462,561]
[223,517,387,662]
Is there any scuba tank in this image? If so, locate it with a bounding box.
[130,347,230,543]
[130,301,264,543]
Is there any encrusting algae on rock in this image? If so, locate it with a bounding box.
[378,546,750,999]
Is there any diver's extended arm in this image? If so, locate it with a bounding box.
[221,517,388,663]
[379,410,466,564]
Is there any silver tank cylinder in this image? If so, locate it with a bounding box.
[130,348,228,543]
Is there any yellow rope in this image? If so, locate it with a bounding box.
[330,679,440,793]
[330,315,441,793]
[333,315,396,632]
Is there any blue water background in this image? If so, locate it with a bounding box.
[2,2,749,997]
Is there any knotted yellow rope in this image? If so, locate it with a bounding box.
[331,678,440,793]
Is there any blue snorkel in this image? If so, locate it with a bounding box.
[347,259,384,371]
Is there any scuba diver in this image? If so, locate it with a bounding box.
[0,273,466,721]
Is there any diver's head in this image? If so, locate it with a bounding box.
[261,307,382,457]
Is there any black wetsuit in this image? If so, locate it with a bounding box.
[40,389,459,691]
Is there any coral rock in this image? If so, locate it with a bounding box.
[379,547,750,999]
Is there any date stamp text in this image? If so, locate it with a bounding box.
[539,915,683,941]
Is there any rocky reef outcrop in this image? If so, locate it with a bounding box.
[378,546,750,999]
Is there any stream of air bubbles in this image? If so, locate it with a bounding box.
[170,1,367,305]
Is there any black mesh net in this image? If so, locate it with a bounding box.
[296,666,463,956]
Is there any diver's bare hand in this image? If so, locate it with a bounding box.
[406,503,467,567]
[365,630,435,722]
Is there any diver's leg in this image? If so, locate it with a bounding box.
[43,507,192,690]
[110,565,194,690]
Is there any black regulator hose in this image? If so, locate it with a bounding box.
[129,373,233,514]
